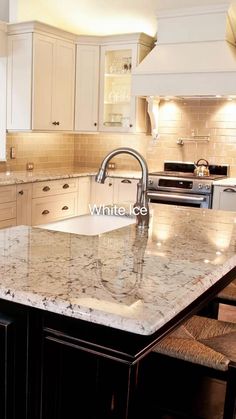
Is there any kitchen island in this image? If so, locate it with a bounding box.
[0,204,236,419]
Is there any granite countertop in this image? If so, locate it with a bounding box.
[0,167,142,185]
[213,178,236,187]
[0,205,236,335]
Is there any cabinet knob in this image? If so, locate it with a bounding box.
[129,124,133,128]
[63,184,69,189]
[18,190,24,195]
[52,121,60,126]
[94,122,97,127]
[62,206,69,211]
[43,186,50,192]
[109,183,112,187]
[121,179,131,184]
[42,210,50,215]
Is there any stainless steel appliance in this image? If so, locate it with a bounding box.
[148,162,229,209]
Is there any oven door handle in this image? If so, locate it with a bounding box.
[147,192,207,202]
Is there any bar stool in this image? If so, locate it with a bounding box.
[147,316,236,419]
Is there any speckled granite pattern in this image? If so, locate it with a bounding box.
[0,205,236,335]
[213,178,236,186]
[0,167,142,185]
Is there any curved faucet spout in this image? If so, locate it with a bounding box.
[96,147,149,229]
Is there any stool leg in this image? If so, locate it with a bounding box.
[223,363,236,419]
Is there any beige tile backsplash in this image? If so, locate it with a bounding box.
[1,132,75,172]
[3,99,236,175]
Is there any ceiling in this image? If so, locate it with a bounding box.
[11,0,233,37]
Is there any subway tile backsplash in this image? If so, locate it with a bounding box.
[3,99,236,176]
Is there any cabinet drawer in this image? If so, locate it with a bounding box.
[0,201,16,221]
[32,179,78,198]
[32,193,77,225]
[0,218,16,229]
[0,185,16,203]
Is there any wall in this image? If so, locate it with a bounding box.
[74,98,236,176]
[3,98,236,175]
[1,132,75,171]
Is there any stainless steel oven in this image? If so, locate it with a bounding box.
[148,190,211,208]
[147,162,229,209]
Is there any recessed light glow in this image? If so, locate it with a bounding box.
[215,95,222,98]
[216,251,221,255]
[204,259,210,264]
[156,242,162,247]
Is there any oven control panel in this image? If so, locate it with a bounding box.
[148,176,213,195]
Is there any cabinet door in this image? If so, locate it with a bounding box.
[75,45,99,131]
[7,33,33,130]
[90,177,114,206]
[32,33,56,130]
[16,183,32,226]
[77,176,91,215]
[99,43,148,134]
[212,186,236,211]
[113,178,138,206]
[41,330,133,419]
[53,40,75,130]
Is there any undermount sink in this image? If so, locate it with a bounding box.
[37,215,136,236]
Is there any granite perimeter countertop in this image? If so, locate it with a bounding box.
[213,177,236,187]
[0,205,236,335]
[0,167,142,185]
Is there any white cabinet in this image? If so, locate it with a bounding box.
[91,176,138,208]
[0,22,7,160]
[77,177,91,215]
[75,44,99,131]
[16,183,32,225]
[212,186,236,211]
[0,185,16,228]
[113,178,138,205]
[31,178,78,225]
[7,22,75,131]
[91,176,114,206]
[99,34,153,133]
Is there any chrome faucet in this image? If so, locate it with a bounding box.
[96,147,149,229]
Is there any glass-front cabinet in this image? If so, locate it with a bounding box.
[99,34,153,133]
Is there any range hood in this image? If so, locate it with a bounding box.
[132,3,236,97]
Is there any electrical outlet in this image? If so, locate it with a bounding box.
[10,147,16,159]
[26,162,34,171]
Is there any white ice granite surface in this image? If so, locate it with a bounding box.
[0,167,141,185]
[213,177,236,186]
[0,205,236,335]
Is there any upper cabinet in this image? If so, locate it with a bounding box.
[7,22,76,131]
[74,33,153,133]
[99,34,153,133]
[75,42,100,132]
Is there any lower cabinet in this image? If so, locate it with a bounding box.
[90,176,114,206]
[212,185,236,211]
[40,319,134,419]
[77,176,91,215]
[0,301,28,419]
[113,178,138,206]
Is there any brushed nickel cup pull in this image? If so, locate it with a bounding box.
[121,179,131,184]
[42,210,50,215]
[62,206,69,210]
[43,186,50,192]
[63,184,69,189]
[18,190,24,195]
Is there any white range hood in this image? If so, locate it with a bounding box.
[132,3,236,97]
